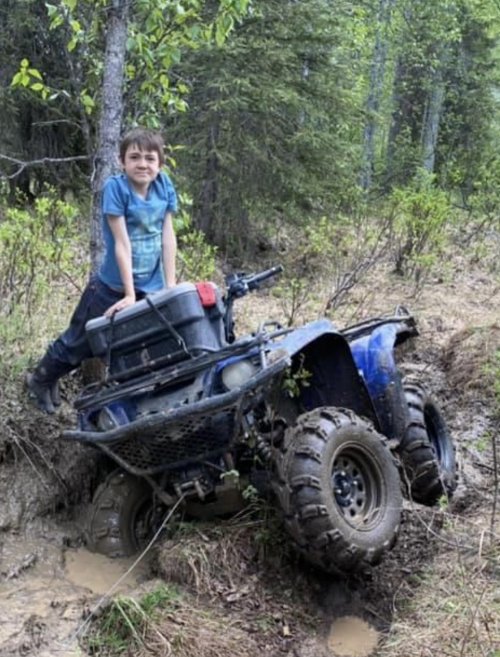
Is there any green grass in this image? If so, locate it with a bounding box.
[83,584,181,655]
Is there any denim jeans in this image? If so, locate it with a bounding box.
[47,276,143,371]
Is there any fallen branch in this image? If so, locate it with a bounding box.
[0,153,89,179]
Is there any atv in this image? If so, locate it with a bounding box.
[63,266,457,574]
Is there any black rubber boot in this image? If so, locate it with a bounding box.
[51,381,62,407]
[25,353,70,414]
[26,372,55,414]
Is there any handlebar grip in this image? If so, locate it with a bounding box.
[247,265,284,289]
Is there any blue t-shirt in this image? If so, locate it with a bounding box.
[99,171,177,293]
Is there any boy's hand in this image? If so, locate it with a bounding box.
[104,294,136,318]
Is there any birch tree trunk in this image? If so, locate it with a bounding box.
[360,0,395,191]
[421,68,445,174]
[90,0,129,273]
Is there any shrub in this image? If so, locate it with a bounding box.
[0,186,85,311]
[388,170,452,283]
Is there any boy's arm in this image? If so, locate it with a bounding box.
[162,212,177,288]
[104,215,136,317]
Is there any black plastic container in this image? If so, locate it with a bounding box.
[86,282,226,381]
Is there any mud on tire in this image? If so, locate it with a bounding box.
[87,470,161,557]
[272,407,402,573]
[398,379,457,506]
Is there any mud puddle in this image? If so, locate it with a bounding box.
[327,617,379,657]
[0,528,150,656]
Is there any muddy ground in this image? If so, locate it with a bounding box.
[0,262,499,657]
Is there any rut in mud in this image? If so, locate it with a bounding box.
[0,266,498,657]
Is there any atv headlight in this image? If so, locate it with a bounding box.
[96,404,129,431]
[221,360,258,390]
[97,407,120,431]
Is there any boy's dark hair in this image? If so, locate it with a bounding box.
[119,128,165,166]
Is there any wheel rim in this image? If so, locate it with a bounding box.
[332,443,384,530]
[130,497,166,550]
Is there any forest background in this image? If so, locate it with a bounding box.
[1,2,500,656]
[1,0,500,318]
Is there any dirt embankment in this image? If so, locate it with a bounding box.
[0,262,499,657]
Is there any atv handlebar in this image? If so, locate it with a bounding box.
[225,265,284,300]
[223,265,283,343]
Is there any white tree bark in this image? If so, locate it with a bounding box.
[360,0,395,191]
[421,68,445,174]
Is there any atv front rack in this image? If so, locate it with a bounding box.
[62,357,288,476]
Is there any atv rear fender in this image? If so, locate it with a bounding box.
[268,315,416,440]
[348,321,413,440]
[268,319,380,429]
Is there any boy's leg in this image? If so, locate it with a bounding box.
[26,277,124,413]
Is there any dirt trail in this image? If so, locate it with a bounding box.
[0,262,498,657]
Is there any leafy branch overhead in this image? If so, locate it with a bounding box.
[11,0,250,125]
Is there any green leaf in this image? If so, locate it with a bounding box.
[215,24,225,47]
[30,82,45,91]
[28,68,43,80]
[81,93,95,114]
[49,14,64,29]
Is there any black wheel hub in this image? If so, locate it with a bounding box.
[333,470,357,507]
[331,445,383,529]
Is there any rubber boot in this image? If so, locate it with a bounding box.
[26,371,55,414]
[25,353,69,414]
[51,381,62,407]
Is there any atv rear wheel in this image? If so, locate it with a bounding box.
[87,470,165,557]
[273,407,402,573]
[398,380,457,506]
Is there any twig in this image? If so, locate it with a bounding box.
[458,584,489,657]
[325,220,390,312]
[491,428,498,543]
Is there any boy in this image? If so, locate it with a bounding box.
[26,128,178,414]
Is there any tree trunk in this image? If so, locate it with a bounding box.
[89,0,129,273]
[360,0,395,191]
[421,69,445,174]
[197,120,220,241]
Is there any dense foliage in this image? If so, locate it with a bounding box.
[1,0,500,260]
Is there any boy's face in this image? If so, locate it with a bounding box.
[121,144,161,191]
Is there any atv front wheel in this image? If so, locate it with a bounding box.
[273,407,402,573]
[87,470,166,557]
[398,380,457,506]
